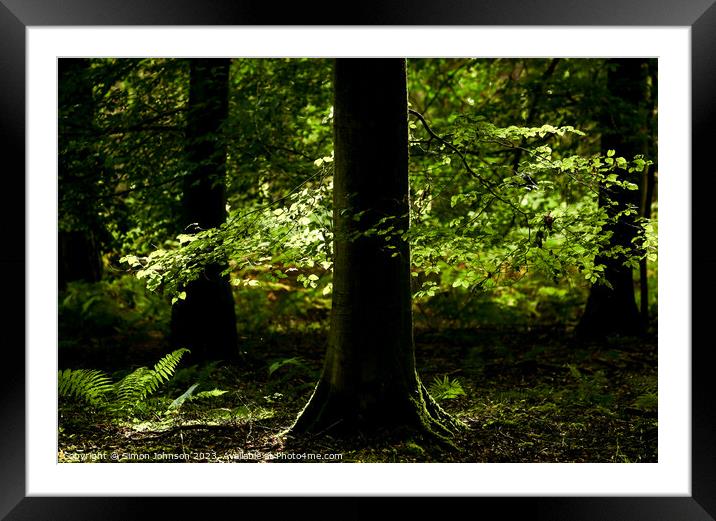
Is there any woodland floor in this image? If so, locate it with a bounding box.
[58,325,658,464]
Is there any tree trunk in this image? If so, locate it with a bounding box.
[58,230,102,290]
[577,59,648,339]
[290,59,458,438]
[169,59,238,363]
[58,58,103,291]
[639,162,656,322]
[639,62,657,324]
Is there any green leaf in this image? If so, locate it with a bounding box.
[167,383,199,411]
[194,389,229,399]
[268,357,306,377]
[120,255,142,268]
[177,234,197,245]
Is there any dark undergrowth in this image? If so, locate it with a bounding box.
[58,324,657,463]
[58,275,657,463]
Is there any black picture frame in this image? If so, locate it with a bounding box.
[1,1,712,519]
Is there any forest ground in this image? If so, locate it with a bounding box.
[58,278,658,463]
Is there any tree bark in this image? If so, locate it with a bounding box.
[58,231,102,290]
[58,58,103,290]
[169,59,238,363]
[639,62,657,324]
[290,59,458,438]
[577,59,649,339]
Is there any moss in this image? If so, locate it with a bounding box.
[286,373,465,447]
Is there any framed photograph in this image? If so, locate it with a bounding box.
[2,0,713,519]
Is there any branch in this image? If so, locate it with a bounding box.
[408,109,481,180]
[408,109,529,222]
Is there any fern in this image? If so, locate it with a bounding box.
[114,348,190,408]
[194,389,228,399]
[166,383,200,412]
[115,367,154,406]
[267,357,310,377]
[428,375,466,401]
[58,348,190,415]
[153,348,190,381]
[58,368,113,406]
[632,392,658,412]
[165,384,228,414]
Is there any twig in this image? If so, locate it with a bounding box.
[136,423,235,440]
[408,109,529,225]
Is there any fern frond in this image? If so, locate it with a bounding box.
[166,383,199,412]
[165,385,228,415]
[59,349,190,414]
[428,375,466,401]
[152,348,190,386]
[114,348,190,408]
[115,366,154,405]
[58,368,113,406]
[194,389,228,399]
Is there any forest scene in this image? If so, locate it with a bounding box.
[58,57,658,463]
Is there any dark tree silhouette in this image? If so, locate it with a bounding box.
[58,58,103,290]
[577,59,649,339]
[169,59,238,362]
[290,58,459,438]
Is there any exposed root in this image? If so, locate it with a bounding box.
[285,378,467,448]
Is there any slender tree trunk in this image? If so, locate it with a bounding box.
[170,59,238,362]
[58,58,103,290]
[58,231,102,289]
[511,58,561,173]
[639,63,657,324]
[639,163,656,321]
[577,59,648,339]
[290,59,458,438]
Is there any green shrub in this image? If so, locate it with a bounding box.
[59,275,170,342]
